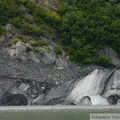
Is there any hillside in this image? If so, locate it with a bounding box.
[0,0,68,70]
[0,0,82,105]
[59,0,120,67]
[0,0,120,67]
[0,0,120,106]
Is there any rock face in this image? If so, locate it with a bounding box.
[1,43,120,106]
[0,46,82,105]
[100,46,120,66]
[1,24,120,106]
[0,22,84,106]
[1,47,120,106]
[0,92,28,106]
[107,94,120,105]
[1,0,120,106]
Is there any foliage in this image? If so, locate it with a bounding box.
[0,0,60,36]
[31,40,48,47]
[26,2,60,29]
[0,27,3,35]
[18,34,25,40]
[0,0,119,67]
[96,54,112,67]
[12,39,19,44]
[55,46,62,55]
[58,0,120,66]
[0,0,23,26]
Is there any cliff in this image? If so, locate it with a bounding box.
[0,0,120,106]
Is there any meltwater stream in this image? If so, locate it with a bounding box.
[0,106,120,120]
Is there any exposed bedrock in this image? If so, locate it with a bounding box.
[0,92,28,106]
[107,94,120,105]
[1,48,120,105]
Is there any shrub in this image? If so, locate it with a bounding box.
[11,17,22,28]
[0,0,23,26]
[18,34,25,39]
[57,0,120,67]
[96,54,112,67]
[39,41,48,46]
[55,46,62,55]
[0,27,3,35]
[12,39,19,44]
[15,0,29,5]
[23,16,35,24]
[31,40,48,47]
[35,27,44,36]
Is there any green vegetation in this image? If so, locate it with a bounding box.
[31,40,48,47]
[58,0,120,66]
[0,0,23,26]
[0,0,60,37]
[12,39,19,44]
[6,39,19,47]
[0,27,3,35]
[0,0,120,67]
[55,46,62,55]
[18,34,25,40]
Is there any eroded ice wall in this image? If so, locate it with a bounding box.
[66,69,114,104]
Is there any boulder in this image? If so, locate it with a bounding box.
[7,41,40,62]
[0,92,28,106]
[107,94,120,105]
[100,46,120,67]
[5,23,15,31]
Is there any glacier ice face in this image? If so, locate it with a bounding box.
[66,68,120,105]
[79,95,109,105]
[89,95,109,105]
[103,69,120,97]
